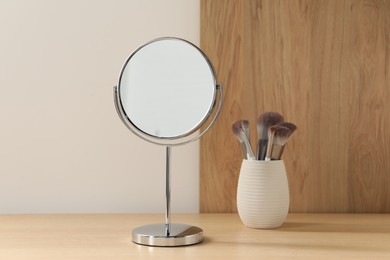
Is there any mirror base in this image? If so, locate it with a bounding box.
[132,223,203,247]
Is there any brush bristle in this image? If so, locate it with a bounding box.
[273,126,292,146]
[267,125,278,138]
[276,122,297,134]
[241,120,249,129]
[257,112,284,139]
[241,120,250,137]
[232,120,244,142]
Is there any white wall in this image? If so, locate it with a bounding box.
[0,0,200,213]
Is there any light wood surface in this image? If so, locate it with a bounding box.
[200,0,390,213]
[0,214,389,259]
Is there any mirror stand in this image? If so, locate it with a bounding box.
[132,146,203,247]
[113,37,222,247]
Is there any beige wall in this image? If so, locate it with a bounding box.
[0,0,200,213]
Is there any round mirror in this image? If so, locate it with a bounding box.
[117,37,217,144]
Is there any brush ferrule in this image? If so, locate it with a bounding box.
[257,139,268,160]
[271,144,285,160]
[240,142,248,160]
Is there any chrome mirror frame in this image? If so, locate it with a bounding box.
[114,37,222,146]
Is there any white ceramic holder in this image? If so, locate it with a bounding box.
[237,159,290,229]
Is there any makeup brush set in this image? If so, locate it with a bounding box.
[232,112,297,161]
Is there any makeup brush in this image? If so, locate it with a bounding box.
[265,125,291,161]
[232,120,256,160]
[270,122,297,160]
[270,125,293,160]
[232,121,248,159]
[256,112,284,160]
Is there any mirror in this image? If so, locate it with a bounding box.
[118,38,216,139]
[113,37,222,247]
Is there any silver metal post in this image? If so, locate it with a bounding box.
[165,146,172,236]
[132,145,203,246]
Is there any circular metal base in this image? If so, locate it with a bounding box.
[132,223,203,247]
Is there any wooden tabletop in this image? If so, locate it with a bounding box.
[0,214,389,259]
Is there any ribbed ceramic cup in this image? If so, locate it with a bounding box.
[237,160,289,229]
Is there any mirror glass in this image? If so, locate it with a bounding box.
[118,38,216,139]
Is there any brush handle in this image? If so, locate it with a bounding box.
[240,142,248,160]
[242,135,255,160]
[256,139,268,160]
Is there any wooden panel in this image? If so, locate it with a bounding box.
[200,0,390,213]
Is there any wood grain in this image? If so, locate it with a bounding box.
[200,0,390,213]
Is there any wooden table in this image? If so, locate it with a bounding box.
[0,214,389,259]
